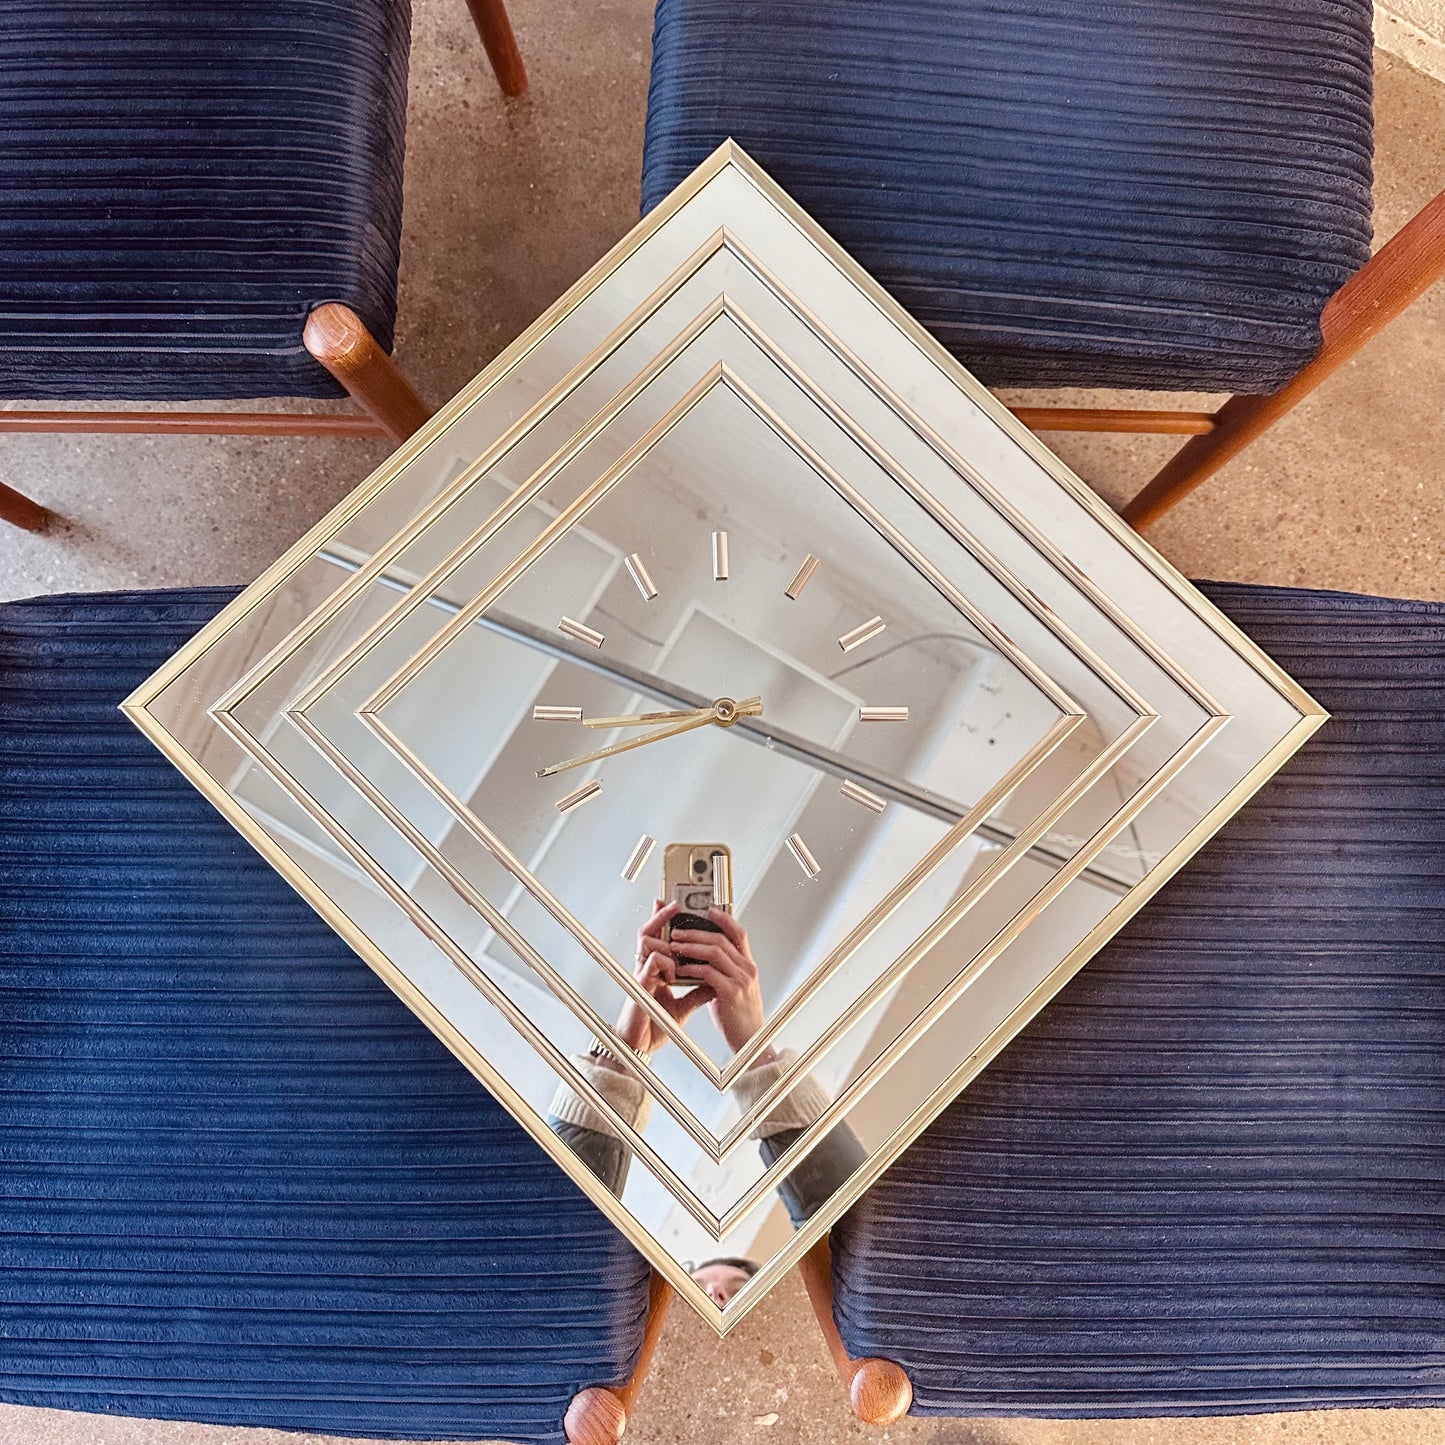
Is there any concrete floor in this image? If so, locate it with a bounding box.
[1,2,1442,1442]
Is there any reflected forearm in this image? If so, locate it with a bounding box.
[759,1121,868,1226]
[550,1117,632,1198]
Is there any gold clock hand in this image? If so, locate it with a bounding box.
[583,705,711,730]
[537,710,717,779]
[536,695,764,778]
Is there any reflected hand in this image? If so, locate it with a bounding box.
[610,901,714,1058]
[667,908,765,1054]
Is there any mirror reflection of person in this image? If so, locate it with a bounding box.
[547,902,866,1306]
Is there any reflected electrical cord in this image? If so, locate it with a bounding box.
[1110,741,1153,877]
[570,607,1149,871]
[832,628,1152,875]
[827,631,981,681]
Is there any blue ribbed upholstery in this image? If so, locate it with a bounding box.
[0,588,651,1441]
[642,1,1376,393]
[831,582,1445,1417]
[0,2,410,400]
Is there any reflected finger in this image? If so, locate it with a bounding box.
[671,984,716,1023]
[639,950,676,988]
[672,940,743,984]
[673,962,729,997]
[670,930,746,977]
[639,900,680,942]
[705,907,747,949]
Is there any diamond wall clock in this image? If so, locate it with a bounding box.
[124,142,1325,1332]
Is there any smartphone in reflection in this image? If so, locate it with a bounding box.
[662,843,732,981]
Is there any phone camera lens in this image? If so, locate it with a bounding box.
[692,859,708,876]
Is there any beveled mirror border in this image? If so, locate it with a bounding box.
[214,291,1158,1135]
[329,331,1172,1096]
[184,224,1225,1122]
[122,142,1327,1331]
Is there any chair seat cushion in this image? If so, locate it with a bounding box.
[642,0,1375,393]
[0,2,410,401]
[830,582,1445,1417]
[0,588,651,1442]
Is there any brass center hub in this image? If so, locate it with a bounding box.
[712,696,739,726]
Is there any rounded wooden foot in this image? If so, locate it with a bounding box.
[564,1385,628,1445]
[850,1357,912,1425]
[0,478,52,532]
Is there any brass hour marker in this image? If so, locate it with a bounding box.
[621,834,656,883]
[785,832,821,879]
[624,553,659,601]
[838,616,886,652]
[558,616,605,649]
[712,530,730,581]
[785,553,820,600]
[556,779,603,814]
[840,778,888,813]
[711,850,732,906]
[860,706,909,723]
[533,705,583,722]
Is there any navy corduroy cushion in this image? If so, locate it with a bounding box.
[0,587,651,1441]
[0,2,410,401]
[831,582,1445,1417]
[642,0,1375,394]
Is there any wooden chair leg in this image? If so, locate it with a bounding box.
[0,477,53,532]
[797,1237,912,1426]
[1122,188,1445,530]
[565,1271,673,1445]
[464,0,528,97]
[302,303,433,446]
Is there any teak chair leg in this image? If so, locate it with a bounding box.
[302,303,434,445]
[1123,188,1445,529]
[565,1271,673,1445]
[797,1237,912,1426]
[464,0,528,96]
[0,477,52,532]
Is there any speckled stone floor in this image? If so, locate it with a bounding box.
[0,3,1441,1442]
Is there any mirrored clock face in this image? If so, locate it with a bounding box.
[169,294,1222,1289]
[226,331,1195,1247]
[367,379,1079,1073]
[129,145,1321,1332]
[305,356,1156,1108]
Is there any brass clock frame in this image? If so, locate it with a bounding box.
[122,142,1326,1332]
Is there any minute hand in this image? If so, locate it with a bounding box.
[536,710,717,779]
[583,705,711,729]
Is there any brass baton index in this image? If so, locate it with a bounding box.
[625,552,659,602]
[711,849,733,907]
[622,834,657,883]
[840,778,888,813]
[556,778,603,814]
[838,616,886,652]
[558,616,605,649]
[785,832,821,879]
[785,553,820,599]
